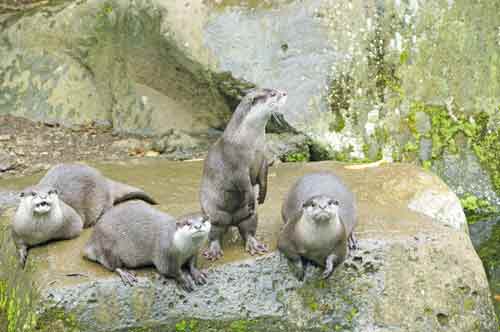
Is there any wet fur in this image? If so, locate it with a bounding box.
[200,88,287,257]
[38,164,156,227]
[12,163,156,266]
[12,187,83,266]
[84,201,209,290]
[278,172,357,279]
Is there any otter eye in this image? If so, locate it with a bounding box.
[31,192,37,197]
[311,201,317,208]
[270,91,277,97]
[19,192,25,198]
[331,200,339,206]
[48,189,57,195]
[186,222,192,227]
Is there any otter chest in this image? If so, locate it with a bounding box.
[295,216,342,253]
[172,233,204,264]
[14,208,64,246]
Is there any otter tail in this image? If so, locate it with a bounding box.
[106,179,158,206]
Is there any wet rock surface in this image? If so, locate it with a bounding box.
[0,160,496,331]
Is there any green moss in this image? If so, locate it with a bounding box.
[229,320,248,332]
[463,298,475,311]
[0,224,38,332]
[422,160,432,170]
[0,224,80,332]
[35,307,81,332]
[328,73,354,114]
[471,110,500,194]
[460,193,497,222]
[283,152,310,163]
[345,307,358,323]
[329,111,346,133]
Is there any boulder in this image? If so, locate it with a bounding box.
[0,160,496,331]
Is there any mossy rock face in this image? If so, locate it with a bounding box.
[0,160,496,331]
[314,0,500,202]
[0,0,234,136]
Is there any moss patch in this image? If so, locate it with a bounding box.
[460,193,498,223]
[471,109,500,194]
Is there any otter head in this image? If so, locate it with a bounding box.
[302,195,340,224]
[18,186,59,215]
[176,213,211,243]
[226,88,288,136]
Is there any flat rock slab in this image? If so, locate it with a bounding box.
[0,160,496,331]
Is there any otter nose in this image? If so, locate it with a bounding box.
[319,203,328,209]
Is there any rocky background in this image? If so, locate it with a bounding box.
[1,0,500,329]
[1,0,499,205]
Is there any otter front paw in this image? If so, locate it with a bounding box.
[177,273,195,292]
[245,236,268,256]
[203,241,223,261]
[348,232,358,250]
[18,246,28,268]
[190,268,208,285]
[116,268,138,286]
[321,253,339,279]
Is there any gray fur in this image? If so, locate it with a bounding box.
[278,172,357,280]
[12,163,157,267]
[200,88,287,260]
[12,185,83,267]
[84,201,210,291]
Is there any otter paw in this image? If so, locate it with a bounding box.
[348,233,358,250]
[321,268,334,280]
[191,268,208,285]
[177,274,195,292]
[18,248,27,269]
[203,242,223,261]
[116,268,138,286]
[246,237,268,256]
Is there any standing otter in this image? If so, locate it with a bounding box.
[12,163,157,266]
[84,201,210,291]
[200,88,288,260]
[278,172,357,280]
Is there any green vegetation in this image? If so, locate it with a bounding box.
[0,224,80,332]
[283,152,309,163]
[403,103,500,196]
[460,193,497,223]
[471,109,500,194]
[0,224,38,332]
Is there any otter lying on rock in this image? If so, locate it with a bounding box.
[278,172,357,280]
[12,163,157,266]
[200,88,288,260]
[84,201,210,291]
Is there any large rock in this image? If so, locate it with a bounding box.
[0,0,338,135]
[0,160,496,331]
[0,0,233,136]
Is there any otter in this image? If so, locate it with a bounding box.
[12,163,157,266]
[278,172,357,280]
[84,201,210,291]
[200,88,287,260]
